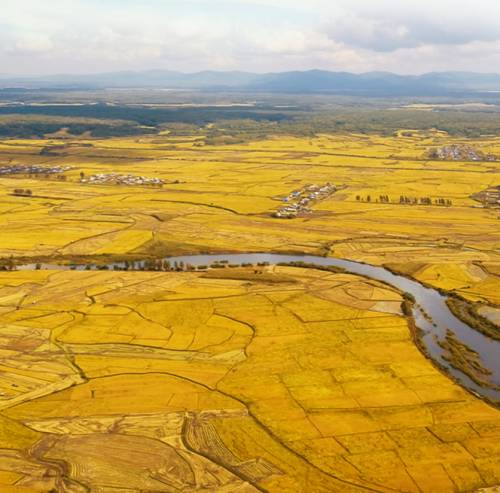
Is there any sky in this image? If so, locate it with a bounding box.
[2,0,500,76]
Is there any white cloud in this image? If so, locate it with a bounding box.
[1,0,499,75]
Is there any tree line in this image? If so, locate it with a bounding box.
[13,189,33,196]
[355,194,452,205]
[105,259,195,271]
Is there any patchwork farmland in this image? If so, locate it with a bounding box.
[2,128,500,492]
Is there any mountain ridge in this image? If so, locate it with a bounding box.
[2,69,500,94]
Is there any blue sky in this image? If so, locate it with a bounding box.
[2,0,500,75]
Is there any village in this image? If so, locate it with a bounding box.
[273,183,341,219]
[79,173,166,187]
[0,163,74,176]
[433,145,497,162]
[472,186,500,208]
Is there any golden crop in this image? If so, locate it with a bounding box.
[2,131,500,491]
[1,131,500,260]
[0,266,497,492]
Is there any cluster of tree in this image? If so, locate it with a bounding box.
[26,173,52,179]
[13,189,32,196]
[271,212,295,219]
[277,261,346,274]
[356,194,452,205]
[400,196,453,206]
[210,262,227,269]
[0,255,17,270]
[401,292,416,317]
[0,257,17,271]
[434,198,452,205]
[420,197,433,205]
[356,195,372,202]
[40,145,69,157]
[118,259,196,271]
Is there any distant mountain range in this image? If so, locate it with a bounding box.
[2,70,500,94]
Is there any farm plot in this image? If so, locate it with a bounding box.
[0,267,499,492]
[3,132,500,259]
[4,130,500,491]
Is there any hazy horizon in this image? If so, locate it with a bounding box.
[2,68,500,79]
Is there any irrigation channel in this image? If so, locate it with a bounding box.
[18,253,500,402]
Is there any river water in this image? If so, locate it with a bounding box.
[16,253,500,400]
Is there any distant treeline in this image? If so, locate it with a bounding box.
[276,109,500,138]
[203,109,500,144]
[0,122,149,139]
[0,114,147,139]
[2,104,500,139]
[0,104,299,123]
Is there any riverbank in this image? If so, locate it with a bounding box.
[3,251,500,404]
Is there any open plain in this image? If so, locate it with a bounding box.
[2,128,500,492]
[1,131,500,261]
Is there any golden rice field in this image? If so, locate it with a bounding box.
[1,130,500,260]
[1,265,500,493]
[3,130,500,492]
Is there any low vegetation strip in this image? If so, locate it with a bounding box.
[200,269,296,283]
[446,297,500,341]
[438,329,497,390]
[276,261,346,274]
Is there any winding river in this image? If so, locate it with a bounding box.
[17,253,500,401]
